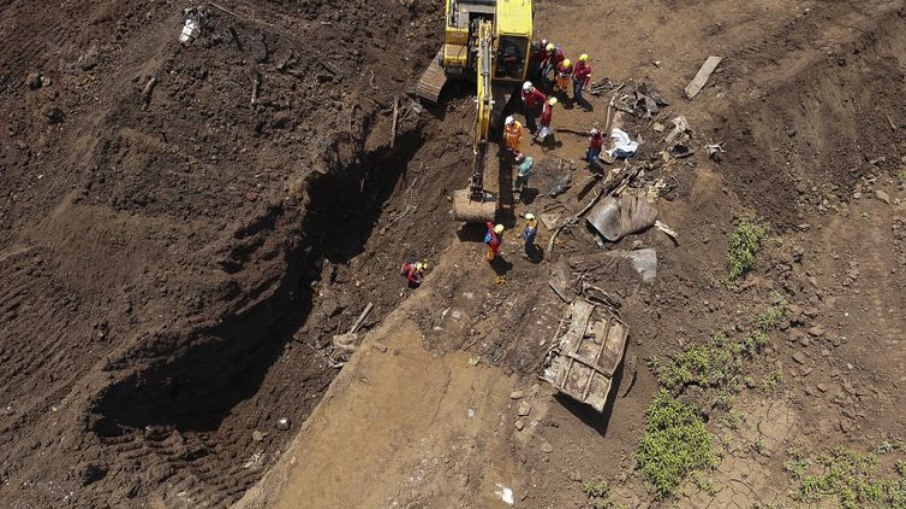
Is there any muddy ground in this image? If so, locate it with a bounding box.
[2,0,906,508]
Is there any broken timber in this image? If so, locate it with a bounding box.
[685,56,722,99]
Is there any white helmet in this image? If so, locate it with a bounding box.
[505,115,515,126]
[522,81,534,92]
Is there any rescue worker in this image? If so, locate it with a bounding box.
[535,97,557,144]
[400,260,428,287]
[484,222,505,262]
[529,38,549,83]
[586,126,605,168]
[519,213,538,258]
[553,58,573,97]
[541,43,565,82]
[572,54,592,107]
[503,115,524,154]
[520,81,547,134]
[512,152,534,197]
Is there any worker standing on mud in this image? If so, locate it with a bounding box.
[484,222,505,262]
[553,58,573,98]
[512,152,534,198]
[586,126,605,168]
[541,43,565,84]
[520,81,547,134]
[529,38,549,83]
[572,54,592,109]
[504,116,524,154]
[400,260,428,287]
[534,97,557,145]
[520,213,539,259]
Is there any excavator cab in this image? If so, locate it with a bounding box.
[416,0,533,222]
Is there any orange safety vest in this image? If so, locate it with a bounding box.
[504,122,523,151]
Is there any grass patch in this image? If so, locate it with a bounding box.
[637,391,717,499]
[582,480,620,509]
[727,214,769,281]
[787,447,906,509]
[647,331,768,393]
[756,291,788,330]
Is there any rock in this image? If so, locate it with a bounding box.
[26,72,42,89]
[875,190,891,204]
[792,352,807,365]
[853,192,862,199]
[44,106,64,124]
[510,390,525,400]
[799,336,811,347]
[81,463,107,486]
[817,383,828,393]
[514,420,525,431]
[372,342,388,353]
[517,401,531,417]
[40,76,52,87]
[276,417,290,430]
[539,441,554,453]
[839,419,854,434]
[568,471,582,482]
[807,325,825,337]
[251,430,266,442]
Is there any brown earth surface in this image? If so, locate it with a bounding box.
[2,0,906,508]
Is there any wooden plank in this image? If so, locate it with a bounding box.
[685,56,722,99]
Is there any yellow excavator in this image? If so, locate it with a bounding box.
[417,0,533,222]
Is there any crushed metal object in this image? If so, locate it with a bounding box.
[542,300,629,412]
[180,7,208,46]
[586,193,659,242]
[606,248,657,282]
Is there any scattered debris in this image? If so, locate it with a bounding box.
[586,193,659,242]
[705,142,725,161]
[886,114,897,130]
[664,116,693,146]
[251,430,266,442]
[654,220,679,242]
[612,81,669,118]
[606,248,657,282]
[179,7,207,46]
[26,72,42,90]
[250,70,261,105]
[875,189,891,204]
[548,169,573,197]
[606,128,639,159]
[685,55,722,99]
[541,300,629,412]
[141,76,157,110]
[331,302,375,356]
[495,484,515,505]
[391,95,399,148]
[276,418,290,430]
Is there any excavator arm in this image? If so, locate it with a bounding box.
[470,19,494,199]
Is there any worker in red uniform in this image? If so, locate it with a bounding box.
[586,127,605,168]
[541,43,565,83]
[520,81,547,134]
[572,54,592,108]
[484,223,504,262]
[400,260,428,287]
[553,58,573,98]
[534,97,557,144]
[529,38,549,83]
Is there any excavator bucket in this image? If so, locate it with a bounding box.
[416,49,447,104]
[452,189,496,223]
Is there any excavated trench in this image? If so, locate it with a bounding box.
[87,129,432,505]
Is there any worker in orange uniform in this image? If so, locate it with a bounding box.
[553,58,573,98]
[572,54,592,109]
[534,97,557,144]
[503,115,523,154]
[484,223,505,262]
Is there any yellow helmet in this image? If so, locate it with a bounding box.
[421,261,429,270]
[545,43,555,52]
[547,97,558,107]
[494,224,504,234]
[562,59,572,68]
[415,262,425,271]
[579,53,589,62]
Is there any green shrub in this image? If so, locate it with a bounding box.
[728,214,769,281]
[638,391,717,499]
